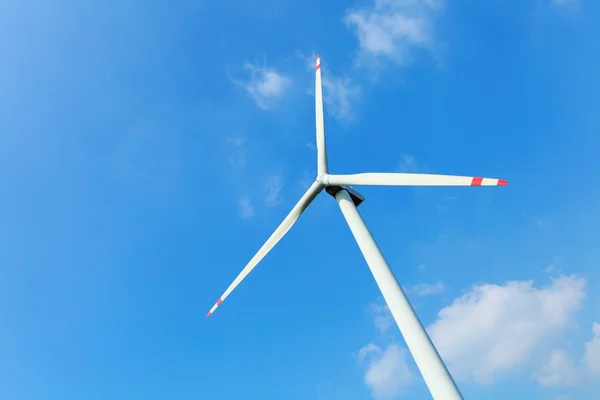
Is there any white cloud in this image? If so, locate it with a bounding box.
[232,62,291,110]
[537,349,579,387]
[238,194,254,219]
[344,0,443,66]
[227,137,246,169]
[360,304,415,397]
[411,281,444,296]
[359,343,382,361]
[368,303,394,334]
[427,275,587,384]
[321,73,361,122]
[536,322,600,387]
[264,174,283,207]
[583,322,600,375]
[358,343,415,399]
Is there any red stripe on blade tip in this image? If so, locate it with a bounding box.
[471,177,483,186]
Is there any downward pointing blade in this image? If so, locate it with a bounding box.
[206,181,323,317]
[326,173,508,187]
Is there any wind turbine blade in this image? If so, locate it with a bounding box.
[206,181,323,318]
[315,55,328,175]
[326,173,508,187]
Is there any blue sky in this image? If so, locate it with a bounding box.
[1,0,600,399]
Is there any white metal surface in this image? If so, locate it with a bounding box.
[315,55,328,176]
[335,189,464,400]
[326,173,507,187]
[206,180,323,317]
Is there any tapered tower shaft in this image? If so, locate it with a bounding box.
[335,189,463,400]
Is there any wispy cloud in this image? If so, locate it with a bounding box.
[296,50,361,123]
[223,138,286,218]
[358,343,415,399]
[227,137,247,169]
[322,73,361,122]
[523,212,551,229]
[368,302,394,334]
[231,61,292,110]
[398,154,419,172]
[264,174,283,207]
[551,0,578,6]
[411,281,444,296]
[344,0,443,67]
[224,138,254,219]
[427,275,587,384]
[298,169,314,191]
[238,194,254,219]
[366,283,443,338]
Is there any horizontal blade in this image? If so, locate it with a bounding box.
[326,173,508,187]
[206,181,323,318]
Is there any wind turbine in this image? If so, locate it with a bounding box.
[207,55,508,400]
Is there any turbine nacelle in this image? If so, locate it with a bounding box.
[325,185,365,207]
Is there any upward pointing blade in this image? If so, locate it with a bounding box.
[206,181,323,317]
[326,173,508,187]
[315,55,328,176]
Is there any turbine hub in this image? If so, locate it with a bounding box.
[316,174,330,187]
